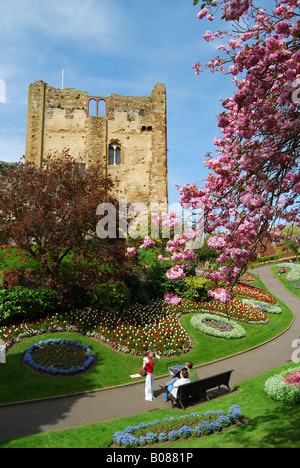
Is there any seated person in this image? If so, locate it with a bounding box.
[186,361,199,382]
[161,368,191,401]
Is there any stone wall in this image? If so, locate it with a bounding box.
[25,80,168,208]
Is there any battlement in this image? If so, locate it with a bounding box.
[25,80,168,207]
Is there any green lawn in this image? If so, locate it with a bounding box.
[0,247,40,273]
[271,265,300,299]
[0,273,298,448]
[0,275,294,404]
[1,361,299,448]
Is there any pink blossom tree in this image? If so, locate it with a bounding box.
[130,0,300,304]
[187,0,300,301]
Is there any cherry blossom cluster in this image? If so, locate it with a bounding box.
[128,0,300,305]
[126,208,204,294]
[189,0,300,301]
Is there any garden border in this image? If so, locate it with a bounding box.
[0,310,294,409]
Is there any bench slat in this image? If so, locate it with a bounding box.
[170,370,233,410]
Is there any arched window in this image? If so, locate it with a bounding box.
[88,99,97,116]
[108,144,121,165]
[88,97,106,116]
[98,99,106,116]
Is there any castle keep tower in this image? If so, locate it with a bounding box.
[25,80,168,208]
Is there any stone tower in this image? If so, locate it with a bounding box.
[25,80,168,209]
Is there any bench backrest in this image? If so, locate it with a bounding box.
[177,370,233,399]
[202,370,233,389]
[177,379,206,398]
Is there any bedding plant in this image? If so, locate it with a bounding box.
[191,313,246,339]
[0,280,282,357]
[264,366,300,404]
[112,405,243,448]
[24,338,95,376]
[0,301,193,357]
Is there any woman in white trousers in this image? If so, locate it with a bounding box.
[143,350,160,401]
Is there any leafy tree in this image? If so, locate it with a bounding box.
[0,153,131,304]
[280,223,300,260]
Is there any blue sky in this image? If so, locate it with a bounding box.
[0,0,236,206]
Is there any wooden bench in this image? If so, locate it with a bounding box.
[169,370,234,410]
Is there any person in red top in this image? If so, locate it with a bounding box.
[142,350,160,401]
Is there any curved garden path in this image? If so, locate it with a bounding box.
[0,265,299,442]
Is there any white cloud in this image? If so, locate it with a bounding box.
[0,0,126,52]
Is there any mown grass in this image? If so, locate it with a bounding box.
[271,265,300,299]
[1,361,300,448]
[0,275,294,404]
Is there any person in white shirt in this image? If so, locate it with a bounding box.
[167,369,191,400]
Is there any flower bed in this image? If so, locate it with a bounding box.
[112,405,243,448]
[240,273,256,283]
[276,263,300,289]
[0,315,76,349]
[233,283,277,304]
[284,371,300,385]
[180,298,269,324]
[0,301,193,357]
[191,313,246,339]
[264,366,300,404]
[69,301,192,356]
[241,298,281,314]
[23,338,95,376]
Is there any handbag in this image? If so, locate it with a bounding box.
[139,366,147,377]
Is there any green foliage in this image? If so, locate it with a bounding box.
[144,263,185,300]
[124,275,149,305]
[91,281,131,313]
[193,0,217,7]
[255,254,279,263]
[197,238,219,263]
[180,276,213,302]
[0,287,58,324]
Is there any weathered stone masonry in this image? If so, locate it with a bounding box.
[25,80,168,209]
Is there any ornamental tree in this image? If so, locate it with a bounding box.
[130,0,300,304]
[0,153,131,303]
[189,0,300,301]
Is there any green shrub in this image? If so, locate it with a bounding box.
[91,281,131,313]
[180,276,213,302]
[63,284,91,310]
[0,287,58,324]
[255,254,279,263]
[143,261,186,300]
[124,275,149,304]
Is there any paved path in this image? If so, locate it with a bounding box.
[0,265,299,442]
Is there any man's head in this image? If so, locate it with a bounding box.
[185,361,193,369]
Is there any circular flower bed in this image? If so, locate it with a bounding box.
[191,313,246,339]
[23,338,95,376]
[264,366,300,404]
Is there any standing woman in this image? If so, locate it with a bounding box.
[143,350,160,401]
